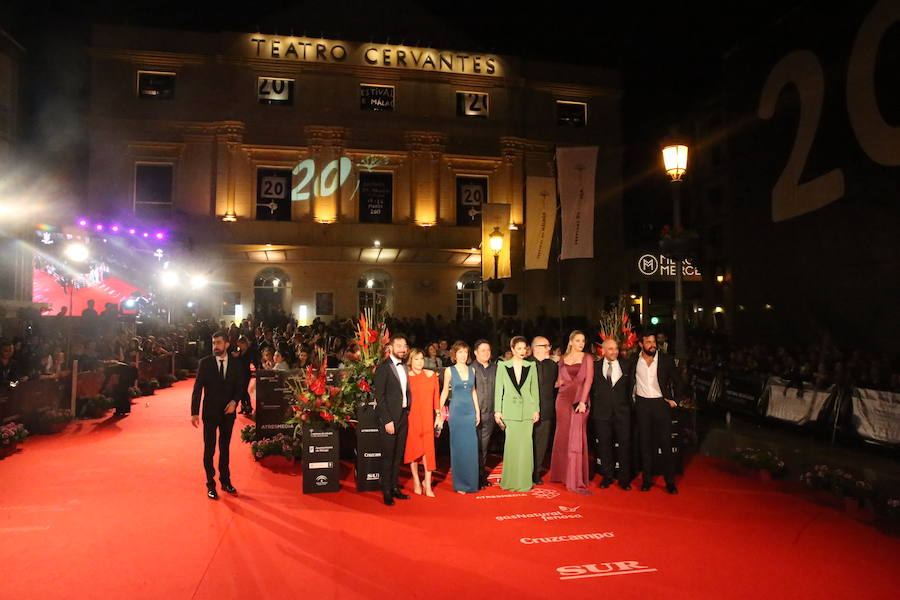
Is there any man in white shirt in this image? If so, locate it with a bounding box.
[373,334,412,506]
[631,332,684,494]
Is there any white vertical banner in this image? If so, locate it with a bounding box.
[524,176,557,270]
[481,203,512,281]
[556,146,597,260]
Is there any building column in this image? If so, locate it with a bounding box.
[304,126,347,223]
[404,132,446,226]
[499,137,527,225]
[213,122,245,219]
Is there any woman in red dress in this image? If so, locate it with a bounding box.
[548,330,594,495]
[404,349,442,497]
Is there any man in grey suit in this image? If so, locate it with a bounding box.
[530,336,557,485]
[472,339,497,488]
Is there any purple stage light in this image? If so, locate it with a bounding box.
[95,224,104,231]
[111,225,120,232]
[128,228,136,235]
[78,219,88,227]
[155,232,164,240]
[142,232,149,238]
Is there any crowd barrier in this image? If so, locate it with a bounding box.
[689,367,900,446]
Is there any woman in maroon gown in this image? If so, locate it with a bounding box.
[548,330,594,495]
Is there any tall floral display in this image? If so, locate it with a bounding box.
[597,300,639,353]
[339,309,390,412]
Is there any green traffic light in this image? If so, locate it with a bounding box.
[650,316,660,325]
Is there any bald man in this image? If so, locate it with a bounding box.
[530,336,557,485]
[590,339,634,490]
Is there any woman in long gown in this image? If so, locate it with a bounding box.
[494,336,540,492]
[548,330,594,495]
[404,349,441,497]
[439,341,480,494]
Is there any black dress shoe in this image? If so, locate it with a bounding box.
[207,488,219,500]
[666,482,679,495]
[533,478,544,486]
[222,483,238,495]
[640,481,653,492]
[383,493,395,506]
[599,477,613,489]
[391,488,410,500]
[619,482,632,491]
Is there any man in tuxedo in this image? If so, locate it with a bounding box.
[630,331,685,494]
[530,336,558,485]
[373,333,412,506]
[472,339,497,488]
[591,339,633,490]
[191,331,244,500]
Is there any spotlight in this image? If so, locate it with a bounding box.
[155,232,165,240]
[160,271,179,288]
[128,228,136,235]
[142,232,149,238]
[190,274,208,289]
[366,279,374,289]
[187,301,195,308]
[78,219,88,227]
[95,224,104,231]
[123,298,137,309]
[374,240,381,247]
[111,225,120,232]
[64,242,89,263]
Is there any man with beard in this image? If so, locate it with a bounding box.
[191,331,244,500]
[529,336,557,485]
[630,331,684,494]
[373,333,412,506]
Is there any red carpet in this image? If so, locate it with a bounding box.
[2,380,899,599]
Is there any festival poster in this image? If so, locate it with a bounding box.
[556,146,597,260]
[524,176,557,270]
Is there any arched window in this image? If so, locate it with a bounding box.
[358,269,391,315]
[253,267,291,324]
[456,271,482,321]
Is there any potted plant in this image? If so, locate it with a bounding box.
[0,422,28,458]
[77,395,112,419]
[37,407,74,434]
[732,447,786,481]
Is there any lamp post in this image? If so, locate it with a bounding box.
[662,138,689,363]
[485,226,505,320]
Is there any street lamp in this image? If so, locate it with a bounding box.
[485,226,505,320]
[662,135,689,363]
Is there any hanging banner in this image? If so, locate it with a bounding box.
[850,387,900,445]
[556,146,597,260]
[524,176,557,270]
[764,377,833,425]
[481,203,512,280]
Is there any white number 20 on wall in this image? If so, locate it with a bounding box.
[757,0,899,222]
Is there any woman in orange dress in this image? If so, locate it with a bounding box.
[404,349,442,497]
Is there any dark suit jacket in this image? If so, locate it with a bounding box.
[373,357,412,427]
[533,358,558,419]
[629,352,685,401]
[591,358,634,419]
[191,355,244,420]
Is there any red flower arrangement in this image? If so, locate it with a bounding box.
[286,362,356,429]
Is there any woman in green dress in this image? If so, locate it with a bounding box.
[493,336,541,492]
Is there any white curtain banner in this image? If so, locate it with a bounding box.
[764,377,833,425]
[524,176,557,270]
[556,146,597,260]
[481,203,512,281]
[851,387,900,444]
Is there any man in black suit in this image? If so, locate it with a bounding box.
[591,339,633,490]
[472,339,497,488]
[373,333,412,506]
[191,331,243,500]
[630,331,685,494]
[530,336,557,485]
[231,336,254,415]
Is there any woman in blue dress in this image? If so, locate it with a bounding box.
[439,340,480,494]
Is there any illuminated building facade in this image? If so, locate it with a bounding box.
[86,25,624,323]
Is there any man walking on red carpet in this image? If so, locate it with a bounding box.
[191,331,244,500]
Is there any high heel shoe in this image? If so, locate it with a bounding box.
[425,488,435,498]
[414,486,423,495]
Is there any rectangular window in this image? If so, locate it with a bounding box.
[456,91,489,118]
[256,168,292,221]
[257,77,294,105]
[315,292,334,316]
[456,176,487,226]
[137,71,176,99]
[360,84,395,111]
[456,291,475,321]
[134,164,173,219]
[222,292,240,316]
[358,172,393,223]
[556,100,587,127]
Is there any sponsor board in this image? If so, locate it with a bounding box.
[360,428,380,434]
[556,561,657,581]
[366,473,380,481]
[308,445,335,453]
[496,506,583,522]
[309,431,332,438]
[521,532,615,545]
[308,461,334,469]
[315,475,329,487]
[363,452,382,458]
